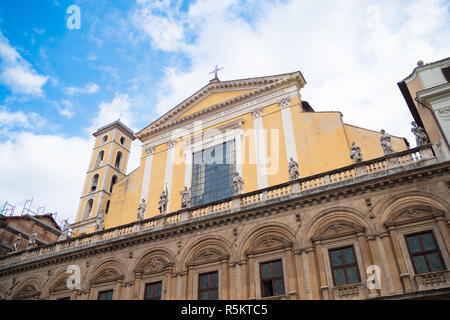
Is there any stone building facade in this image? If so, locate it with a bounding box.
[0,65,449,300]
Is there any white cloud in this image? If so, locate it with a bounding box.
[64,82,100,95]
[88,92,135,133]
[0,132,92,224]
[0,31,49,96]
[133,0,450,147]
[56,100,75,118]
[0,106,46,130]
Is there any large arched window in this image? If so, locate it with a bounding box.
[115,152,122,170]
[84,199,94,218]
[91,174,99,192]
[105,200,110,214]
[110,175,118,193]
[96,150,105,168]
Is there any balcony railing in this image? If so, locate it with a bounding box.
[0,144,436,267]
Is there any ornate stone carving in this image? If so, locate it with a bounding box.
[58,219,71,241]
[288,157,299,180]
[385,206,434,227]
[91,269,122,285]
[380,129,395,155]
[95,211,105,231]
[232,171,244,194]
[167,140,176,148]
[329,223,344,234]
[411,121,429,146]
[14,284,41,300]
[279,97,290,109]
[415,270,450,290]
[13,233,22,252]
[137,199,146,221]
[350,142,362,163]
[313,221,363,241]
[145,145,155,155]
[180,186,191,209]
[158,188,168,215]
[27,227,37,248]
[252,107,263,119]
[248,236,291,254]
[188,248,228,266]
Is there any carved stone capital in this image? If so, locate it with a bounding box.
[252,107,263,119]
[279,97,290,109]
[144,145,155,155]
[167,140,176,148]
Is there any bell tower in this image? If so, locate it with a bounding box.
[72,120,136,235]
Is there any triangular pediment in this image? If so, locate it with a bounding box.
[135,256,174,275]
[246,235,292,255]
[13,284,41,300]
[187,248,229,267]
[136,71,306,141]
[385,205,436,227]
[312,221,365,242]
[90,268,123,285]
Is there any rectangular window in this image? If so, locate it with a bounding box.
[329,246,361,286]
[198,271,218,300]
[405,231,446,274]
[97,289,114,300]
[259,260,285,298]
[144,281,162,300]
[191,140,236,207]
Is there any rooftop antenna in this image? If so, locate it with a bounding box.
[21,198,33,215]
[1,201,16,216]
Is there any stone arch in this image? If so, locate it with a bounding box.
[181,235,233,270]
[302,207,371,248]
[84,258,127,289]
[377,191,449,231]
[11,276,44,300]
[132,248,176,276]
[45,269,73,298]
[238,223,297,260]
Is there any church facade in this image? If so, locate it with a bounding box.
[0,68,449,300]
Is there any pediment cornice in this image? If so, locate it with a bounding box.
[136,71,305,142]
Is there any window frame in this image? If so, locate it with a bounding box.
[404,230,446,275]
[197,271,219,300]
[259,259,285,298]
[97,289,114,300]
[144,281,163,300]
[328,245,361,287]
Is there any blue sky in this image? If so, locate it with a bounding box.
[0,0,449,226]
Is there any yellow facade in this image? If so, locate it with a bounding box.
[74,72,408,233]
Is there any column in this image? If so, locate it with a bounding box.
[313,241,329,300]
[184,142,193,189]
[229,262,236,300]
[139,145,155,204]
[221,260,229,300]
[305,247,320,299]
[294,250,307,300]
[114,280,122,300]
[247,254,256,299]
[164,140,176,211]
[386,226,412,292]
[434,212,450,252]
[164,272,172,300]
[279,97,298,164]
[133,273,142,300]
[367,235,388,296]
[380,232,403,293]
[252,108,268,189]
[285,247,298,300]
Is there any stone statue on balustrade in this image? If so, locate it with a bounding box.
[350,142,362,163]
[58,219,71,241]
[158,188,168,214]
[13,233,22,252]
[28,226,37,247]
[137,199,147,221]
[411,121,429,146]
[180,186,191,209]
[288,157,300,180]
[232,171,244,194]
[380,129,395,155]
[95,211,105,231]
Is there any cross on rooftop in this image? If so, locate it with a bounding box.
[209,65,223,79]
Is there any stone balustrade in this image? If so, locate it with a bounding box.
[0,144,436,267]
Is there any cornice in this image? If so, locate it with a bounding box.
[1,161,448,277]
[136,72,305,142]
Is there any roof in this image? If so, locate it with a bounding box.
[93,120,136,140]
[136,70,307,140]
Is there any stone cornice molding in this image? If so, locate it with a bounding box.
[141,83,300,150]
[137,73,304,142]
